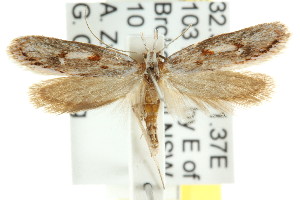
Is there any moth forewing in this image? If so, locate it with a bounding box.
[8,36,141,77]
[164,22,290,73]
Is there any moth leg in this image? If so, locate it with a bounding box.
[131,104,154,155]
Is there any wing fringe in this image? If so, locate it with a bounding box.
[29,76,142,114]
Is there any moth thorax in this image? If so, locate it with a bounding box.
[145,51,158,67]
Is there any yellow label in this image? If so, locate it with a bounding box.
[180,185,221,200]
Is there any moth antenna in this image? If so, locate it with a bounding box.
[84,8,111,49]
[141,32,150,52]
[84,7,137,54]
[158,24,193,52]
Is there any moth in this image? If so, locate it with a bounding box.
[8,21,289,162]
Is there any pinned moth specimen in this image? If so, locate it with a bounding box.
[8,22,289,187]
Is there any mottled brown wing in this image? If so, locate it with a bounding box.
[164,22,289,73]
[159,71,273,115]
[30,74,143,113]
[8,36,141,77]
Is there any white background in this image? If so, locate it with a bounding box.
[0,0,299,200]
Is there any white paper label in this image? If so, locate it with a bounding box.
[66,1,233,185]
